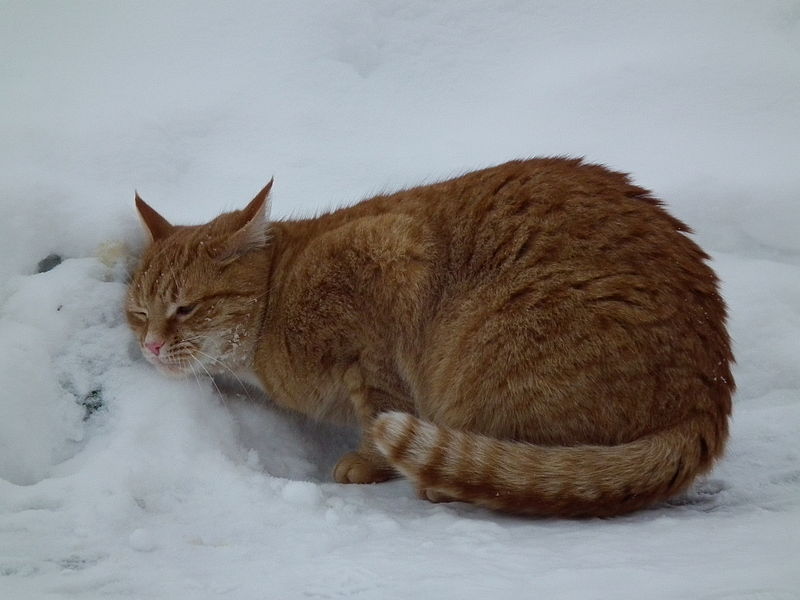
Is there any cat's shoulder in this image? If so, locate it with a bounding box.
[287,211,435,277]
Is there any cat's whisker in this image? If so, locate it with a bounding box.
[191,355,228,408]
[192,348,255,403]
[169,344,197,356]
[187,359,203,394]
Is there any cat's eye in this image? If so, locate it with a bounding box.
[175,304,197,317]
[129,309,147,320]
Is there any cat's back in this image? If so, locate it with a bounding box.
[410,158,697,277]
[339,158,693,268]
[310,157,722,329]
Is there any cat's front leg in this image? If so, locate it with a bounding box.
[332,366,399,485]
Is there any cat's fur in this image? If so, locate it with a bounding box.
[127,158,734,517]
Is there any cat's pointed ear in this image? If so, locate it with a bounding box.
[135,192,174,243]
[213,178,273,262]
[242,177,273,226]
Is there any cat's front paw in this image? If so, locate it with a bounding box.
[333,451,394,484]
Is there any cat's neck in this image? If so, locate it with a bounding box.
[213,236,284,375]
[229,222,308,371]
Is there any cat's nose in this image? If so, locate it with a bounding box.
[145,340,164,356]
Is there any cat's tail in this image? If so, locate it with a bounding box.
[371,411,726,517]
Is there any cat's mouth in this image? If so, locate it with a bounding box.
[142,349,193,378]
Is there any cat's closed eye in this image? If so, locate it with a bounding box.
[175,304,197,318]
[129,309,147,321]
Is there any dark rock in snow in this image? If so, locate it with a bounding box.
[80,389,104,420]
[37,254,62,273]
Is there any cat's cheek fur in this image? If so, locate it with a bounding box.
[200,323,254,371]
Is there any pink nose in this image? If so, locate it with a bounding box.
[145,341,164,356]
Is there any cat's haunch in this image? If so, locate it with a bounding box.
[127,158,734,517]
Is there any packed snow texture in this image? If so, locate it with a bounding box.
[1,1,799,598]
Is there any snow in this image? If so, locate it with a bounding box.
[1,1,799,598]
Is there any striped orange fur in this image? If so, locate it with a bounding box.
[372,411,725,517]
[128,158,734,517]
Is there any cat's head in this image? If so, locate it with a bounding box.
[126,181,273,377]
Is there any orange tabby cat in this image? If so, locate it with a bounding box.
[127,158,734,517]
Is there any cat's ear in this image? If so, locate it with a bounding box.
[241,177,273,227]
[135,193,174,243]
[213,178,273,262]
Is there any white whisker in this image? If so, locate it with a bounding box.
[192,355,228,408]
[188,359,203,393]
[192,348,255,403]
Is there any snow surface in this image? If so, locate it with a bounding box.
[1,1,799,598]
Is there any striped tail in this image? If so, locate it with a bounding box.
[371,411,726,517]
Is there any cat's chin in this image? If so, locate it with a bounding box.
[143,355,191,378]
[155,364,191,378]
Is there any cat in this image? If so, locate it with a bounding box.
[127,157,734,517]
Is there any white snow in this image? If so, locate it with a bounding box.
[1,1,799,598]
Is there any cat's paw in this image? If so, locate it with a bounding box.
[333,451,394,484]
[418,488,458,504]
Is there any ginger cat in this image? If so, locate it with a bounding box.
[127,158,734,517]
